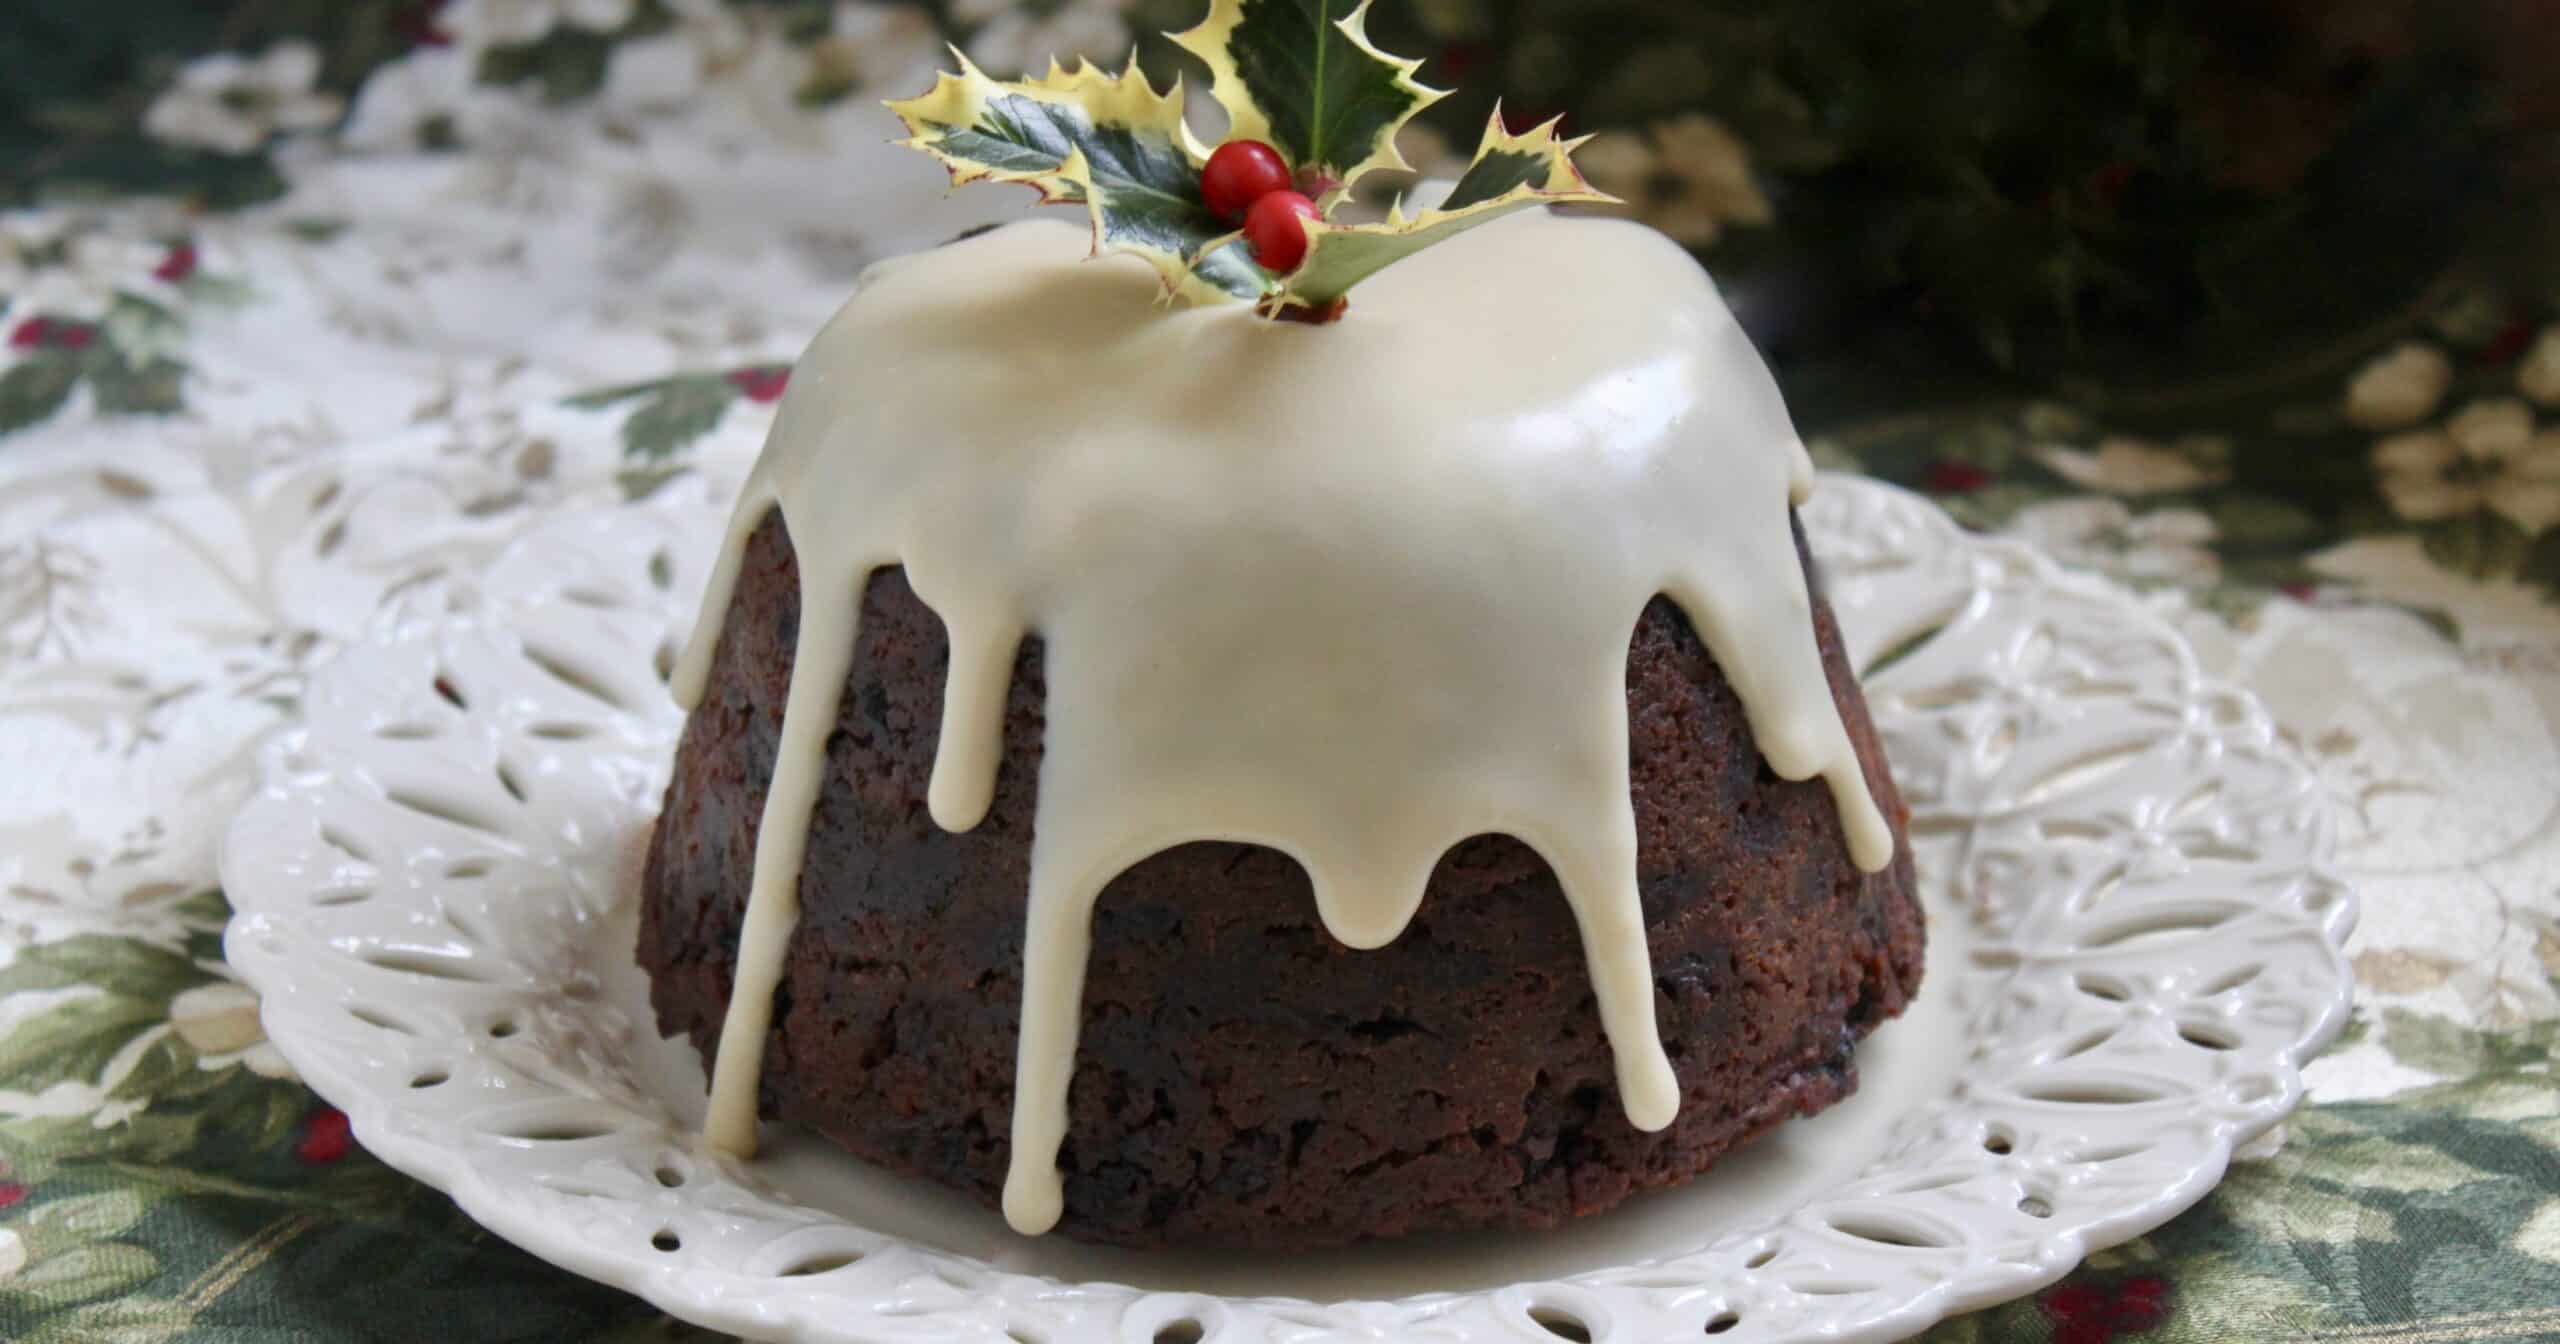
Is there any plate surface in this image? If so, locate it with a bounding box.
[221,476,2355,1344]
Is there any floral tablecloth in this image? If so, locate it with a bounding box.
[3,3,2557,1341]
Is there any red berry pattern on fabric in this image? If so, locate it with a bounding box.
[1244,191,1322,274]
[1921,459,1992,494]
[2481,318,2535,366]
[393,0,453,48]
[726,366,791,403]
[296,1105,353,1164]
[2042,1276,2170,1344]
[153,243,199,284]
[1201,140,1292,223]
[0,1181,25,1211]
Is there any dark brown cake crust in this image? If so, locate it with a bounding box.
[639,513,1922,1250]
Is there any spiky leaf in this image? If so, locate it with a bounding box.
[888,53,1273,303]
[0,353,81,435]
[1268,112,1617,307]
[619,375,738,462]
[1171,0,1442,205]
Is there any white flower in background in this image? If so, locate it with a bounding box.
[2309,536,2559,645]
[814,3,944,95]
[0,1228,22,1281]
[2035,434,2231,495]
[339,47,477,152]
[605,33,712,110]
[2343,341,2453,430]
[1575,114,1772,248]
[143,42,344,156]
[2007,498,2222,586]
[2520,325,2560,407]
[957,0,1132,77]
[0,218,173,321]
[439,0,634,48]
[601,0,749,111]
[2372,397,2560,535]
[2,220,107,321]
[169,980,297,1079]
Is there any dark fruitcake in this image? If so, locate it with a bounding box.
[638,511,1922,1250]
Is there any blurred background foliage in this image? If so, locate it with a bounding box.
[5,0,2554,404]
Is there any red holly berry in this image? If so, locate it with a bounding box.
[8,317,48,349]
[296,1105,353,1164]
[1201,140,1292,223]
[2481,318,2536,366]
[725,366,790,403]
[153,242,199,284]
[393,0,454,47]
[54,323,94,351]
[1921,459,1992,494]
[1244,190,1322,273]
[2042,1275,2170,1344]
[0,1182,25,1211]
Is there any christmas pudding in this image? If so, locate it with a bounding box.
[636,0,1922,1250]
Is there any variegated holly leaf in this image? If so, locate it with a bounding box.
[1171,0,1444,206]
[1264,111,1618,309]
[887,51,1274,304]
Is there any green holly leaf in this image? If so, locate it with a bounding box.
[0,353,81,435]
[177,273,253,308]
[26,1295,198,1344]
[0,934,203,997]
[1269,111,1617,308]
[1,1243,160,1311]
[17,1191,151,1255]
[100,293,183,361]
[882,4,1621,314]
[107,1033,196,1103]
[2421,511,2533,579]
[474,27,616,104]
[86,356,185,416]
[0,993,165,1095]
[619,376,737,463]
[2381,1007,2557,1078]
[888,53,1274,304]
[568,375,741,462]
[2522,527,2560,592]
[0,1112,195,1183]
[1170,0,1444,205]
[2210,493,2318,547]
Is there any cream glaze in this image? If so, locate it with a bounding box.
[669,211,1893,1236]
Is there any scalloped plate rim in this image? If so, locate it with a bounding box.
[220,474,2358,1344]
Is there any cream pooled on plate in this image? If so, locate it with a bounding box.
[671,209,1892,1235]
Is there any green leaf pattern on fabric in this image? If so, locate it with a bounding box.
[3,4,2558,1342]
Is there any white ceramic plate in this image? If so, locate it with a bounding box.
[222,476,2355,1344]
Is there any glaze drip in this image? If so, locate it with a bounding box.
[671,212,1893,1236]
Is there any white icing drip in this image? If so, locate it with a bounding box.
[672,211,1893,1233]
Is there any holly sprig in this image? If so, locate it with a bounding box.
[886,0,1614,320]
[1168,0,1439,209]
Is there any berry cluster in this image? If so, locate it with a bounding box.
[1201,140,1319,274]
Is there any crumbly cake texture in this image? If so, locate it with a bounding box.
[638,513,1922,1250]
